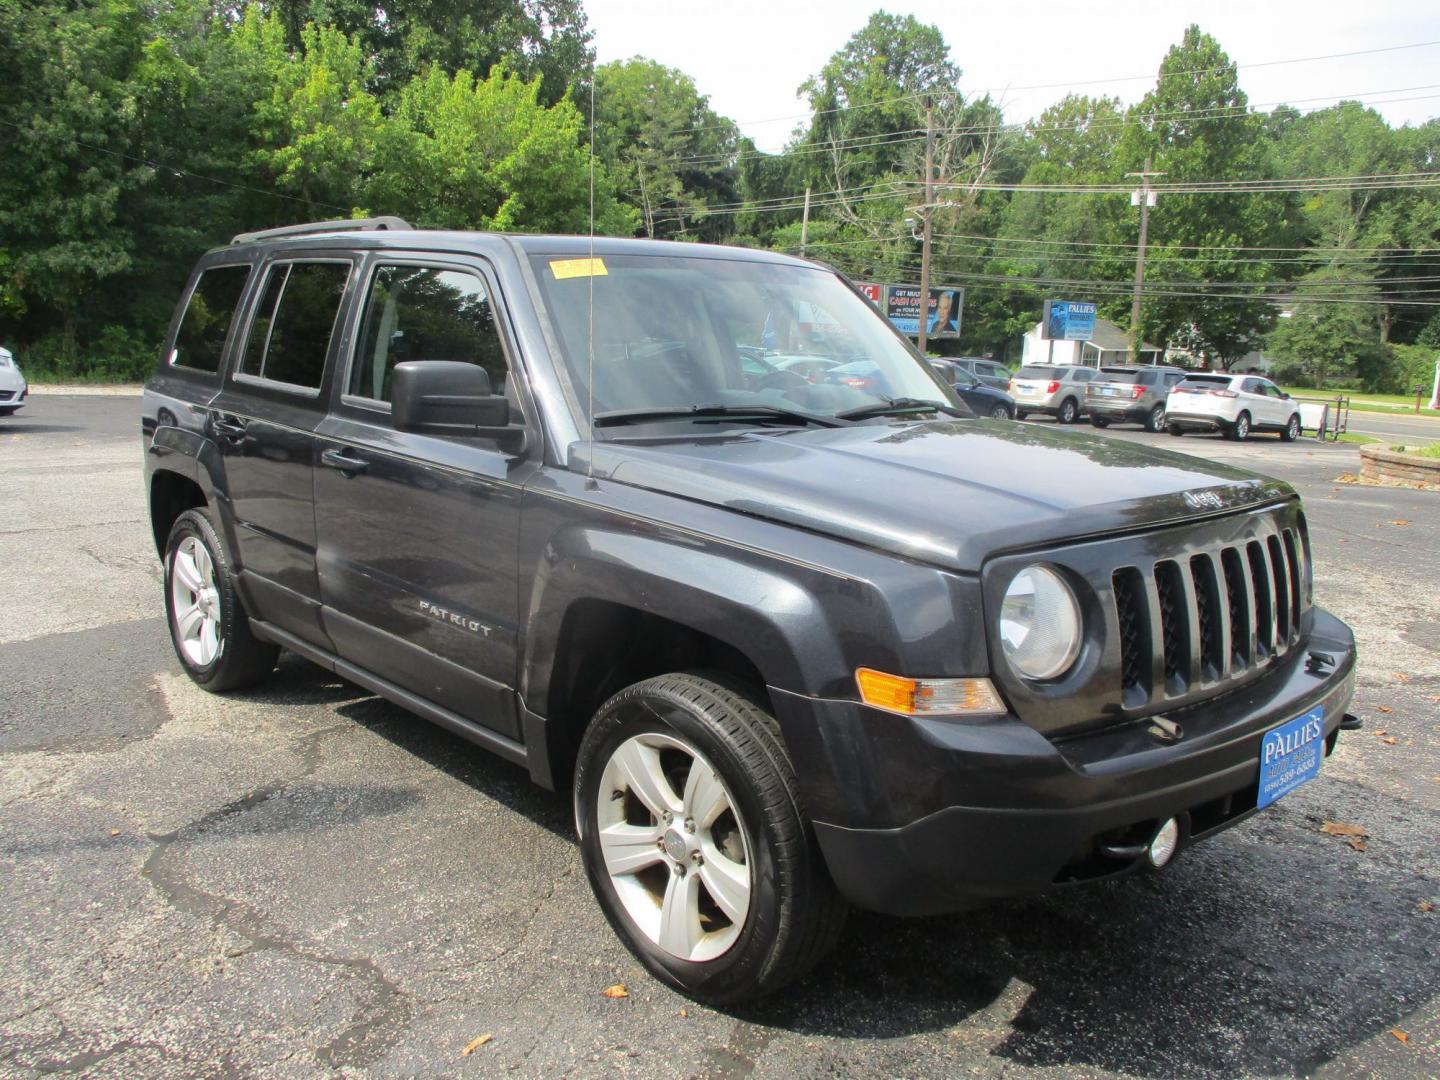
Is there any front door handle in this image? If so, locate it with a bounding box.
[321,448,369,476]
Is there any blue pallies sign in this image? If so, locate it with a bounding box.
[1043,300,1097,342]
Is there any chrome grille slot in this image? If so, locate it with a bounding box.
[1221,546,1250,670]
[1190,554,1224,683]
[1282,528,1302,639]
[1112,567,1150,708]
[1268,534,1291,643]
[1247,541,1274,659]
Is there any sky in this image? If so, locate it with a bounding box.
[582,0,1440,152]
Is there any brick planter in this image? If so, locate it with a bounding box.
[1359,444,1440,488]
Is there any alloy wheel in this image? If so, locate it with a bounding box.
[596,732,752,963]
[170,536,222,667]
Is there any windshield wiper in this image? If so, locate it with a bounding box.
[593,404,843,428]
[834,397,966,421]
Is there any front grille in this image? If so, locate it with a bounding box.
[1111,520,1306,707]
[0,390,14,401]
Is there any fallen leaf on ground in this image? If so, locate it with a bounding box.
[1347,838,1368,852]
[601,984,629,999]
[1377,705,1392,714]
[461,1034,492,1055]
[1390,1028,1410,1045]
[109,829,121,837]
[1374,730,1389,737]
[1388,520,1411,526]
[1320,821,1367,837]
[1418,900,1435,913]
[1393,672,1411,682]
[1383,737,1398,745]
[679,1008,689,1018]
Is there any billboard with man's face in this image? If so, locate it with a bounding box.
[858,284,964,338]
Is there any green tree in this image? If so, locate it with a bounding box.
[370,65,634,235]
[593,58,739,241]
[1266,268,1387,388]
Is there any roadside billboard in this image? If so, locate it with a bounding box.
[857,283,964,338]
[1042,300,1097,342]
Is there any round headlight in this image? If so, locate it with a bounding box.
[999,565,1082,680]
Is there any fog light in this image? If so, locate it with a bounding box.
[1148,817,1180,868]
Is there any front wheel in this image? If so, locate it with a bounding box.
[164,508,278,691]
[1145,404,1167,433]
[1057,398,1079,424]
[1280,414,1301,442]
[574,673,846,1004]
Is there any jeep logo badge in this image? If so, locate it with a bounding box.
[1183,489,1225,512]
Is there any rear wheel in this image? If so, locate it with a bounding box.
[1057,397,1079,424]
[989,403,1011,420]
[574,673,846,1004]
[1089,416,1110,429]
[164,508,278,691]
[1280,413,1301,442]
[1145,404,1167,433]
[1226,411,1251,441]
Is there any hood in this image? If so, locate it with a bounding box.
[573,420,1292,574]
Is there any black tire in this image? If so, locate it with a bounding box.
[163,508,278,691]
[1145,404,1167,433]
[1167,423,1184,437]
[1227,411,1251,441]
[1089,416,1110,429]
[1280,413,1301,442]
[0,407,18,417]
[990,403,1011,420]
[1015,409,1029,421]
[574,673,846,1004]
[1057,397,1079,424]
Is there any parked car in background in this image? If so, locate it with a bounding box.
[930,359,1015,418]
[1009,364,1096,423]
[0,347,27,416]
[946,356,1013,391]
[1085,365,1188,433]
[771,355,843,382]
[1166,373,1303,442]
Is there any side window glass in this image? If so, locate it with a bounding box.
[239,262,350,390]
[350,265,506,405]
[172,265,251,373]
[1139,371,1156,386]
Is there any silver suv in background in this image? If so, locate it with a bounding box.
[1010,364,1096,423]
[0,347,27,416]
[1166,373,1303,442]
[1086,365,1188,433]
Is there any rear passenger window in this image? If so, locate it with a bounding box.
[349,265,507,405]
[171,265,251,373]
[239,261,350,390]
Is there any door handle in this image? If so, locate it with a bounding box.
[321,448,369,475]
[210,416,247,441]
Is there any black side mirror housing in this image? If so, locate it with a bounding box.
[391,361,520,446]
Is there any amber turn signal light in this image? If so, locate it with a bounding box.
[855,668,1007,717]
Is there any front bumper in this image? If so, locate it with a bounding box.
[771,607,1355,916]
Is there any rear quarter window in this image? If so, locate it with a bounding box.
[239,261,351,390]
[170,265,252,373]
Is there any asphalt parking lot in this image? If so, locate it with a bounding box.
[2,393,1438,1079]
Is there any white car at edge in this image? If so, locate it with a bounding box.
[0,347,27,416]
[1165,372,1302,442]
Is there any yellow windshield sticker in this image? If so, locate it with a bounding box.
[549,257,608,280]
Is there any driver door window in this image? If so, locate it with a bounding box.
[349,264,508,408]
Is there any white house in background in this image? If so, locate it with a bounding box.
[1021,317,1162,367]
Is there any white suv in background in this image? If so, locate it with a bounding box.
[0,347,27,416]
[1165,373,1302,442]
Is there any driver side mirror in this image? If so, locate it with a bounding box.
[392,361,522,447]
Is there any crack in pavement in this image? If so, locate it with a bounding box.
[139,723,414,1072]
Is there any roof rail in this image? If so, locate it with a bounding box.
[230,216,413,245]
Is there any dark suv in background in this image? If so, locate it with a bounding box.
[143,219,1357,1004]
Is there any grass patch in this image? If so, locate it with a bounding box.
[1389,442,1440,459]
[1336,432,1379,445]
[1278,386,1440,418]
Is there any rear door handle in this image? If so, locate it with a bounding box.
[210,416,248,441]
[321,448,369,475]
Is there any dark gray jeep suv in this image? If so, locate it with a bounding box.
[143,219,1357,1003]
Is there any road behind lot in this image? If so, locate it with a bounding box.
[2,395,1437,1079]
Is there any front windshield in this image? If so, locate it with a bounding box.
[527,253,958,428]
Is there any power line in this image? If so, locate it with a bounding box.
[931,231,1440,255]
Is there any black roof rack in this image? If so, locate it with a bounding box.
[230,216,412,245]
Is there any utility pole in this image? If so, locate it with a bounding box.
[799,186,811,258]
[1126,160,1163,363]
[916,101,935,355]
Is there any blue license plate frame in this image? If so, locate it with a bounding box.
[1257,706,1325,809]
